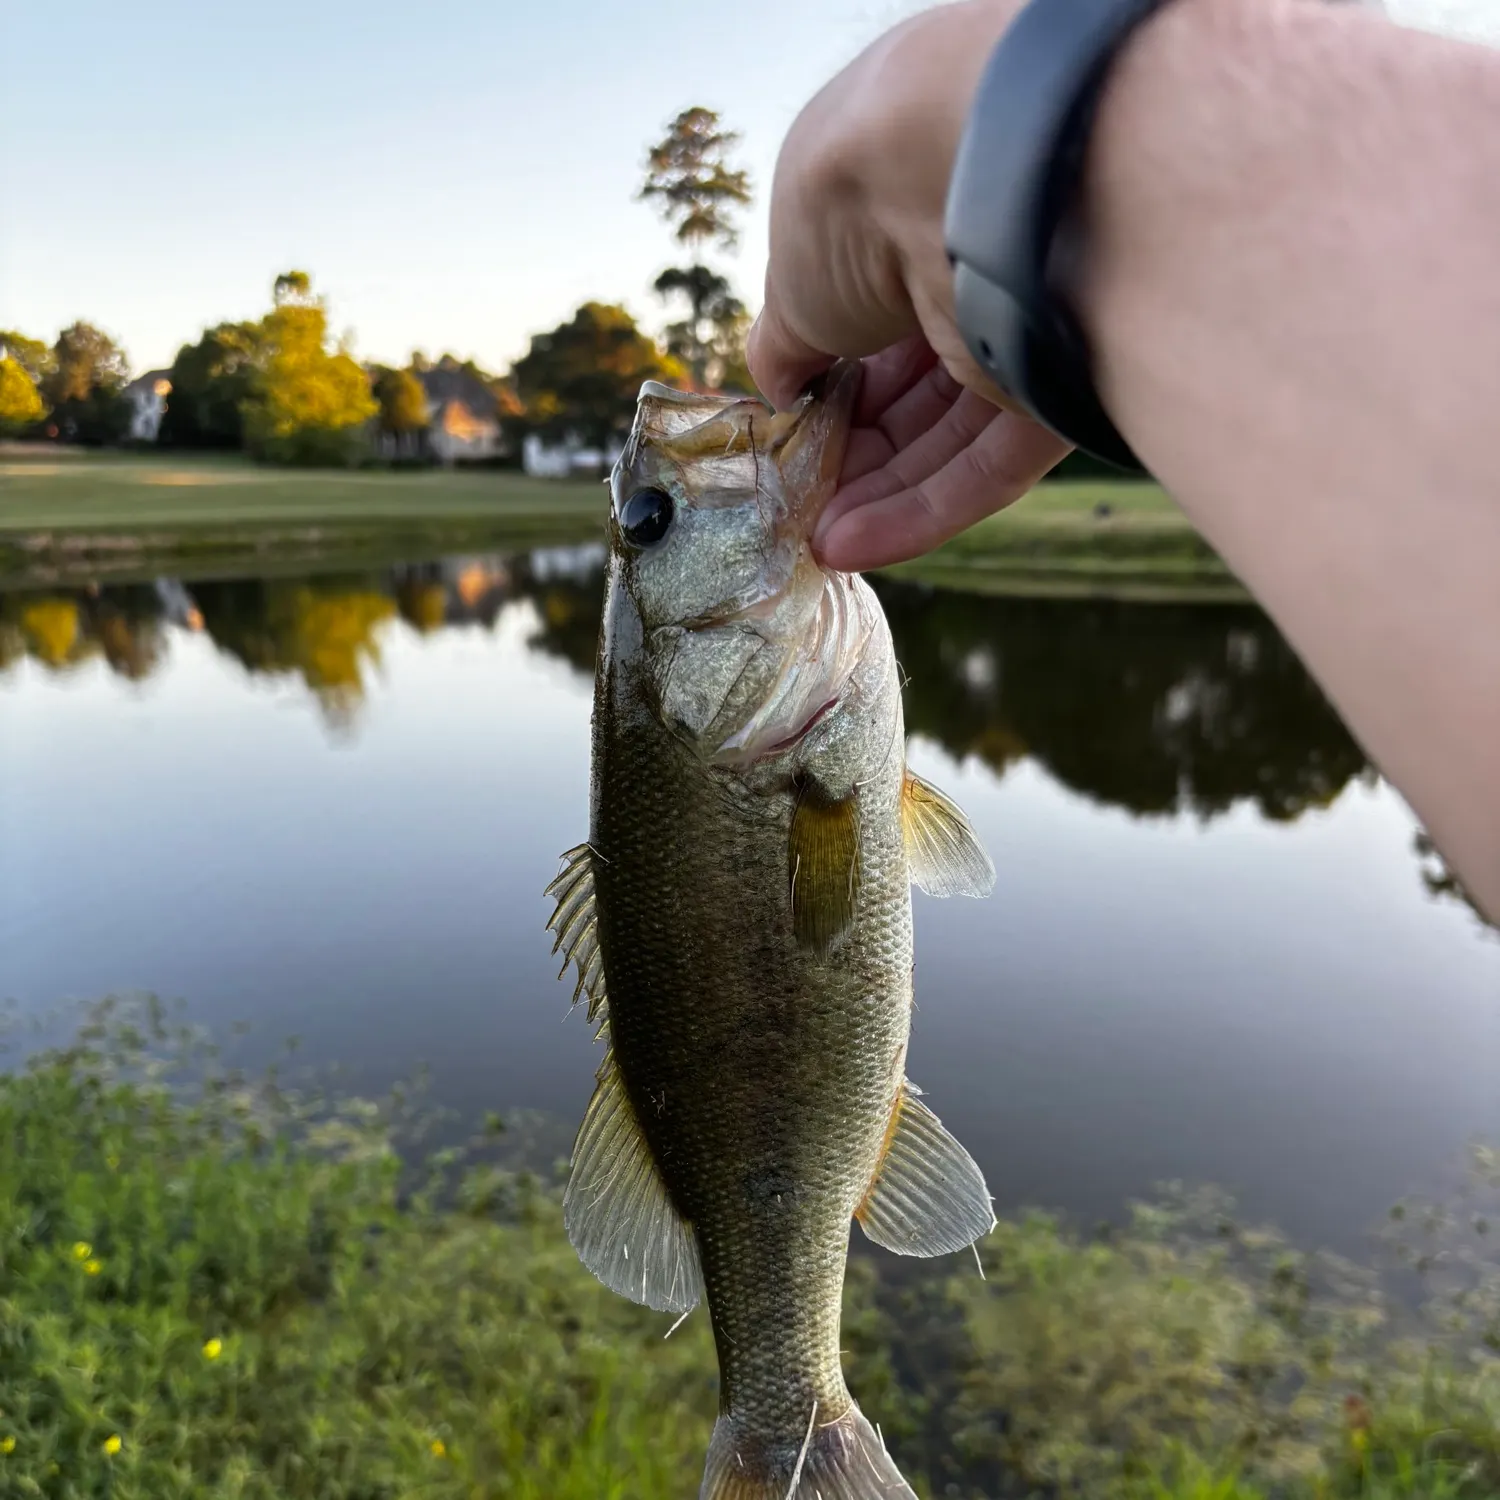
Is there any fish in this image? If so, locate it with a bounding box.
[545,358,997,1499]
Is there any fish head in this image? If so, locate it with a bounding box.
[606,360,882,765]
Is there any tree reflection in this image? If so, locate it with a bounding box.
[192,578,398,732]
[0,559,1394,841]
[871,579,1370,824]
[89,585,169,681]
[522,577,604,674]
[2,595,98,672]
[1415,830,1497,931]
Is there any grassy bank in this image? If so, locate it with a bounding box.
[0,450,1239,600]
[882,481,1243,603]
[0,452,608,588]
[4,999,1499,1499]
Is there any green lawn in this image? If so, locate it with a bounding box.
[0,449,1240,600]
[0,450,607,529]
[0,451,610,587]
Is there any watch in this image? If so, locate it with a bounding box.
[943,0,1173,474]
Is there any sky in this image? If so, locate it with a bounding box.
[1,0,1493,379]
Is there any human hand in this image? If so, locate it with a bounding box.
[746,0,1071,573]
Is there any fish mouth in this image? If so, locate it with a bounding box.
[781,359,862,539]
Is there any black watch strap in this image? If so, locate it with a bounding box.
[944,0,1172,474]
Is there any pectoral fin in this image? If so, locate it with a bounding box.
[856,1081,996,1256]
[563,1045,704,1315]
[901,769,996,898]
[788,789,861,953]
[546,844,608,1024]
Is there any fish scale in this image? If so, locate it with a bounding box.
[547,360,999,1499]
[593,665,912,1440]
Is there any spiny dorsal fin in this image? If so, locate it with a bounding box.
[545,844,608,1024]
[788,789,861,953]
[900,770,996,899]
[855,1081,995,1256]
[563,1044,704,1314]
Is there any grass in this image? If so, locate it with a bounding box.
[5,996,1500,1499]
[881,480,1243,603]
[0,451,610,588]
[0,449,1238,600]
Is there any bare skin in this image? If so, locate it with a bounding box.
[747,0,1500,920]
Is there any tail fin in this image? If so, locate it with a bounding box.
[700,1401,917,1499]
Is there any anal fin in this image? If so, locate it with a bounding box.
[901,768,995,898]
[855,1081,995,1256]
[563,1044,703,1315]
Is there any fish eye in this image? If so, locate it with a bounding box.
[618,487,674,549]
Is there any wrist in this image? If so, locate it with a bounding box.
[1070,0,1304,426]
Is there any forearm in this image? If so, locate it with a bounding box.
[1080,0,1500,915]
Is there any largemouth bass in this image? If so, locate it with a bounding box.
[545,360,996,1499]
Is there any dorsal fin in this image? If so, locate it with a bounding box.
[900,770,995,898]
[563,1043,704,1314]
[545,844,608,1024]
[856,1081,995,1256]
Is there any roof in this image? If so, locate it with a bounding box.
[417,363,498,420]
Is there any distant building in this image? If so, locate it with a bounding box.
[124,370,172,442]
[415,361,505,465]
[518,381,744,479]
[521,432,624,479]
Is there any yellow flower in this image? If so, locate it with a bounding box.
[102,1435,122,1455]
[429,1439,447,1458]
[84,1260,102,1276]
[0,1436,14,1454]
[202,1338,223,1360]
[71,1241,92,1261]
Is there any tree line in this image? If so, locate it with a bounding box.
[0,107,754,466]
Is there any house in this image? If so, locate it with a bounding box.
[124,370,172,442]
[521,432,624,479]
[416,360,505,465]
[519,380,743,480]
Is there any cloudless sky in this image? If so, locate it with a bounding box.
[1,0,1492,378]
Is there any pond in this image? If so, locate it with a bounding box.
[2,546,1496,1256]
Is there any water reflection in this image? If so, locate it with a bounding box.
[0,550,1487,926]
[4,546,1496,1254]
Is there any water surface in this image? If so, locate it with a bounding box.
[2,550,1495,1253]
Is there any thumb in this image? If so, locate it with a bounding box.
[747,300,835,411]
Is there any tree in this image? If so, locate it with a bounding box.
[44,322,129,406]
[0,330,53,387]
[640,107,751,250]
[510,302,684,449]
[639,106,753,389]
[240,272,377,466]
[652,265,750,393]
[372,365,430,459]
[0,356,46,436]
[42,322,131,444]
[159,321,264,450]
[273,270,315,306]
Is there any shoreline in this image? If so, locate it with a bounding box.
[0,451,1239,603]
